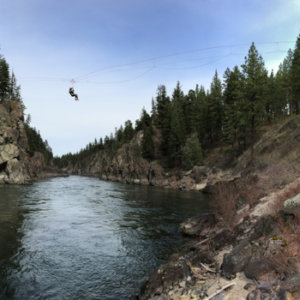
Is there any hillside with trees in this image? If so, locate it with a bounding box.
[55,34,300,183]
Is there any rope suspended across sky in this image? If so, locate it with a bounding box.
[72,41,295,81]
[19,40,295,85]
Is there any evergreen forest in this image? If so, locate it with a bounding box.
[56,34,300,170]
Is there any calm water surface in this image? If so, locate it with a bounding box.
[0,176,209,300]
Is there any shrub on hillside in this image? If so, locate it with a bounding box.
[182,132,203,170]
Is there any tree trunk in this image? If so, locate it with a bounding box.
[288,90,293,115]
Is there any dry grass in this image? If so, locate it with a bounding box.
[210,182,238,227]
[257,162,300,194]
[237,175,262,208]
[262,180,300,277]
[210,175,261,227]
[267,216,300,278]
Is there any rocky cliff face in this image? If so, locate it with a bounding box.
[0,100,32,184]
[68,131,239,190]
[0,100,54,184]
[71,132,169,186]
[69,132,228,189]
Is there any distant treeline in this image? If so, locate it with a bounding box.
[24,120,53,164]
[55,34,300,170]
[0,54,53,164]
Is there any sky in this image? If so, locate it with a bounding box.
[1,0,300,156]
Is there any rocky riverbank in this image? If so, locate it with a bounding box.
[66,115,300,198]
[66,130,239,192]
[139,177,300,299]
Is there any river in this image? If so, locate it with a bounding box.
[0,176,209,300]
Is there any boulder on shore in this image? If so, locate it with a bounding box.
[179,213,217,236]
[283,193,300,215]
[221,240,255,278]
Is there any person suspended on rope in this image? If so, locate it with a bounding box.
[69,87,79,101]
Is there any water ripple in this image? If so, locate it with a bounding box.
[0,176,209,299]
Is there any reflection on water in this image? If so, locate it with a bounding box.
[0,176,209,299]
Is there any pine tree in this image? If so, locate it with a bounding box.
[9,72,22,101]
[241,43,268,159]
[99,137,104,149]
[194,85,208,144]
[207,71,223,144]
[182,132,203,170]
[115,125,124,143]
[153,85,171,156]
[184,85,207,139]
[0,56,10,101]
[123,120,134,142]
[142,125,154,159]
[136,108,154,159]
[168,82,186,167]
[26,114,32,125]
[188,85,200,134]
[277,49,293,115]
[155,85,170,127]
[265,70,275,122]
[183,89,195,134]
[135,108,151,131]
[223,66,245,154]
[266,70,287,120]
[291,35,300,114]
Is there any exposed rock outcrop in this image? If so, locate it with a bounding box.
[0,100,63,184]
[283,193,300,215]
[68,131,239,191]
[138,173,300,299]
[0,100,31,184]
[69,132,169,187]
